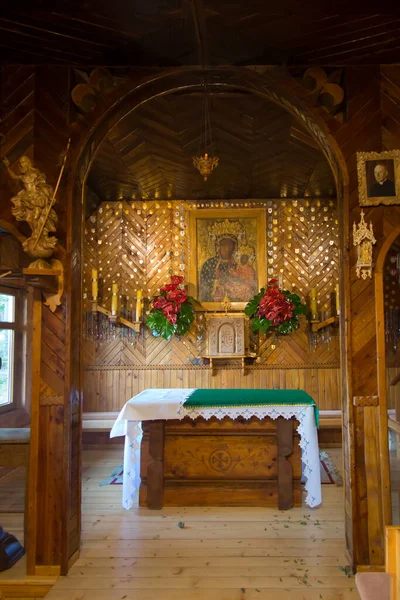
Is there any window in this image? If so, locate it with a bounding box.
[0,290,24,412]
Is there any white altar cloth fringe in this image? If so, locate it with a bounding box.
[110,388,321,510]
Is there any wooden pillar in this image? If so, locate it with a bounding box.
[22,66,82,576]
[26,290,67,575]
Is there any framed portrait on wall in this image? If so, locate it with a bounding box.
[357,150,400,206]
[188,208,266,311]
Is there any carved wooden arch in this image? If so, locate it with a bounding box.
[375,226,400,274]
[67,67,349,201]
[64,66,351,569]
[374,223,400,527]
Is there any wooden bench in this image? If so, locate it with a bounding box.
[0,429,30,467]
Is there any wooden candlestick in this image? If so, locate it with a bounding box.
[335,283,340,316]
[136,289,143,322]
[91,269,98,302]
[310,288,318,321]
[111,283,118,315]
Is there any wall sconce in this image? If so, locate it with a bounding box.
[309,285,340,350]
[85,269,142,343]
[353,210,376,279]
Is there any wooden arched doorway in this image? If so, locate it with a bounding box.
[64,66,353,571]
[375,224,400,526]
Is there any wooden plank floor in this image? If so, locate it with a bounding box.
[43,446,360,600]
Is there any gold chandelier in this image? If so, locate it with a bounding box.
[192,80,219,181]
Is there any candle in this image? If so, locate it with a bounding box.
[91,269,98,301]
[335,283,340,316]
[310,288,318,320]
[111,283,118,315]
[136,289,143,321]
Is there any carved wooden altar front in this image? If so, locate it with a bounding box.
[139,416,302,509]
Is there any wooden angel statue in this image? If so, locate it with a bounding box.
[2,150,68,269]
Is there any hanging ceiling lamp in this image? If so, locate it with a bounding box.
[192,80,219,181]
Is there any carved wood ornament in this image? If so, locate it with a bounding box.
[353,210,376,280]
[3,155,59,267]
[2,140,70,311]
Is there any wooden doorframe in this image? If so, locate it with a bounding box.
[375,225,400,526]
[66,65,350,566]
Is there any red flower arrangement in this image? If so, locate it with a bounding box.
[245,279,307,335]
[146,276,199,339]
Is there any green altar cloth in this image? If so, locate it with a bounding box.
[183,389,319,427]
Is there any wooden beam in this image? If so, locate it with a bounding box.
[190,0,209,66]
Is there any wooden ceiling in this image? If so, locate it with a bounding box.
[0,7,399,66]
[87,90,336,203]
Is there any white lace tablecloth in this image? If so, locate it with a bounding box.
[110,388,321,510]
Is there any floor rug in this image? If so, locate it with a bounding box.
[99,452,343,487]
[99,465,123,486]
[320,451,343,486]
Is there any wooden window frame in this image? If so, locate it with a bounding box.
[0,285,27,416]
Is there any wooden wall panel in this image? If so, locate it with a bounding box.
[33,66,70,244]
[82,197,341,409]
[83,365,341,412]
[327,65,400,567]
[35,404,64,565]
[0,234,23,269]
[0,66,34,225]
[386,367,400,410]
[381,66,400,153]
[83,199,339,356]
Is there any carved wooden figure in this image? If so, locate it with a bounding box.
[3,156,58,268]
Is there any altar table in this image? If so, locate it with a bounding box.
[110,388,321,510]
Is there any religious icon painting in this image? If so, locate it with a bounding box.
[188,208,266,311]
[357,150,400,206]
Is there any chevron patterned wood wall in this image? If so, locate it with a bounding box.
[83,197,341,412]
